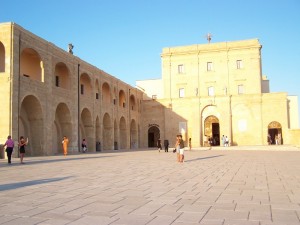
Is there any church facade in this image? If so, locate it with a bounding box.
[0,22,299,157]
[137,39,300,148]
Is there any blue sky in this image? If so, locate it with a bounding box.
[1,0,300,126]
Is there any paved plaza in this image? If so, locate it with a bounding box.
[0,147,300,225]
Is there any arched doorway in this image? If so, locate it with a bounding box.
[204,115,220,146]
[19,95,44,156]
[268,121,282,145]
[54,103,72,154]
[148,126,160,147]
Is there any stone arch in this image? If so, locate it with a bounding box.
[81,108,94,151]
[20,48,43,81]
[0,41,5,72]
[119,90,126,108]
[130,119,138,149]
[54,103,72,154]
[148,126,160,147]
[54,62,70,89]
[103,113,113,150]
[80,73,92,98]
[19,95,44,156]
[268,121,283,145]
[129,95,136,111]
[204,115,220,146]
[102,82,111,105]
[120,117,127,149]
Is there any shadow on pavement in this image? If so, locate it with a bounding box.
[185,154,224,162]
[0,176,72,191]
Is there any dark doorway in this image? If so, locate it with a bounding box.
[148,126,160,147]
[204,116,220,146]
[268,121,283,145]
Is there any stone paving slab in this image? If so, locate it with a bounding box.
[0,149,300,224]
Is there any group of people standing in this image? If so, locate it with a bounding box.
[157,135,187,163]
[62,137,88,156]
[3,135,28,164]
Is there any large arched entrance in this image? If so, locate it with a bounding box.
[204,115,220,146]
[53,103,72,154]
[19,95,44,156]
[148,126,160,147]
[268,121,282,145]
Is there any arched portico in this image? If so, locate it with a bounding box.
[19,95,44,156]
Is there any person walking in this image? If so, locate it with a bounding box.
[178,135,185,163]
[164,139,169,152]
[62,136,69,156]
[157,139,162,152]
[81,138,87,153]
[188,138,192,150]
[175,135,180,162]
[19,136,28,164]
[3,135,14,164]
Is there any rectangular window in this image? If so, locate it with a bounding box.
[208,86,215,96]
[96,93,99,99]
[207,62,213,71]
[55,76,59,87]
[152,95,157,100]
[236,60,243,69]
[179,88,185,98]
[113,99,116,105]
[238,84,244,94]
[81,84,84,95]
[178,64,185,74]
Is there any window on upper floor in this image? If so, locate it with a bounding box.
[208,86,215,96]
[96,92,99,99]
[207,62,213,71]
[236,60,243,69]
[179,88,185,98]
[178,64,185,74]
[152,95,157,100]
[238,84,244,94]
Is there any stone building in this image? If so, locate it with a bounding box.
[1,22,299,157]
[137,39,300,148]
[0,22,143,156]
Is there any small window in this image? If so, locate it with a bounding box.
[113,99,116,105]
[208,86,214,96]
[178,64,185,74]
[179,88,185,98]
[238,84,244,94]
[207,62,213,71]
[96,92,99,99]
[55,76,59,87]
[236,60,243,69]
[152,95,157,100]
[123,102,125,108]
[81,84,84,95]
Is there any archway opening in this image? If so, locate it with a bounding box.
[268,121,282,145]
[204,115,220,146]
[148,126,160,147]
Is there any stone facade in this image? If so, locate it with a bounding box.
[137,39,300,148]
[1,22,299,157]
[0,22,143,156]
